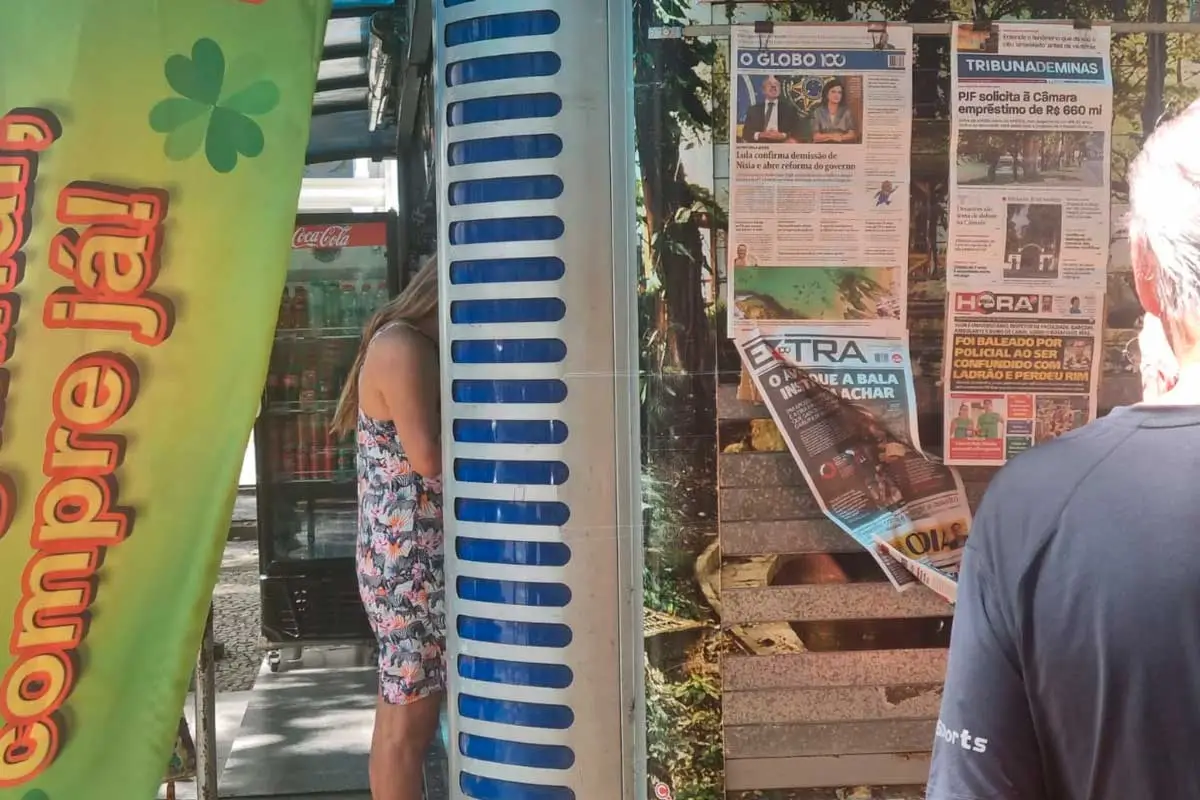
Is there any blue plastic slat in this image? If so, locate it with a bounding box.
[458,693,575,730]
[449,216,564,245]
[444,11,561,47]
[451,298,566,324]
[450,256,564,284]
[447,52,562,86]
[460,733,575,770]
[457,577,572,608]
[454,458,569,486]
[449,176,564,206]
[456,537,571,567]
[454,498,570,526]
[450,338,566,364]
[448,135,563,166]
[452,419,569,444]
[461,772,574,800]
[451,380,567,404]
[457,615,572,648]
[447,93,561,126]
[457,654,573,688]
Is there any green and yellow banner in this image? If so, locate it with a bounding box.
[0,1,330,796]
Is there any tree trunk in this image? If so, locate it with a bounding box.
[633,65,716,455]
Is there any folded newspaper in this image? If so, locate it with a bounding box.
[735,327,971,603]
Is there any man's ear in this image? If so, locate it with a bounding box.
[1132,233,1164,318]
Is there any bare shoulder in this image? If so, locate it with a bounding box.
[363,324,436,377]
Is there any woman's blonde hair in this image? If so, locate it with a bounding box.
[330,254,439,435]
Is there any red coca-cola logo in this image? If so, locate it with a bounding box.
[293,225,352,249]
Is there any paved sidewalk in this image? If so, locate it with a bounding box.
[213,538,265,693]
[158,691,252,800]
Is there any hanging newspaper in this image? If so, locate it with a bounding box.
[728,24,913,335]
[945,22,1112,465]
[736,328,970,601]
[947,22,1113,289]
[944,289,1101,466]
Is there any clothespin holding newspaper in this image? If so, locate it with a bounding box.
[754,19,774,52]
[868,20,889,50]
[970,0,991,30]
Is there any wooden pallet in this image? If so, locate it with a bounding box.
[716,372,1136,794]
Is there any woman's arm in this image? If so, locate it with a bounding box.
[812,111,857,143]
[811,113,843,142]
[839,111,858,142]
[367,331,442,477]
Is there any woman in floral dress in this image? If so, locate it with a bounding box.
[331,255,442,800]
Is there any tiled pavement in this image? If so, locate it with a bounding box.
[161,504,448,799]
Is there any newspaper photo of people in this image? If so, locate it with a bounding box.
[728,24,913,334]
[1003,202,1063,280]
[736,73,864,145]
[1035,395,1089,443]
[736,327,970,601]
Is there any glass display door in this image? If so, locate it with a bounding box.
[257,212,398,643]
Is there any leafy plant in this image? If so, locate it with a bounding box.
[646,659,724,800]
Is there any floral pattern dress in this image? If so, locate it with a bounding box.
[356,408,446,705]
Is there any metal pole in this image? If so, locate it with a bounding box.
[195,604,218,800]
[651,20,1200,39]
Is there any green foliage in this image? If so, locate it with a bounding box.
[646,662,724,800]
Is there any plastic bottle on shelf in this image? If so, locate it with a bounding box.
[280,420,297,480]
[340,281,360,329]
[308,281,325,333]
[299,357,318,411]
[359,281,378,318]
[292,284,309,333]
[317,414,334,479]
[282,352,300,405]
[266,367,282,405]
[324,281,340,329]
[278,285,294,330]
[373,281,390,313]
[296,414,311,479]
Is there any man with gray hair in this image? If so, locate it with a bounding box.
[927,102,1200,799]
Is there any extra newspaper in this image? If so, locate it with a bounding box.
[736,327,970,601]
[728,24,913,334]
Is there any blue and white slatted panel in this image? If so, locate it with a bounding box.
[434,1,640,799]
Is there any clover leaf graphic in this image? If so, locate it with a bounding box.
[22,791,49,800]
[149,38,280,173]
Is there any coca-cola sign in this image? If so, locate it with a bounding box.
[291,221,389,250]
[293,225,351,249]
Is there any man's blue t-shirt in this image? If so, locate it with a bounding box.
[929,404,1200,799]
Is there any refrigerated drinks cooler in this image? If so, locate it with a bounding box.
[257,212,399,645]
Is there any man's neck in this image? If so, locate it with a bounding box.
[1150,360,1200,405]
